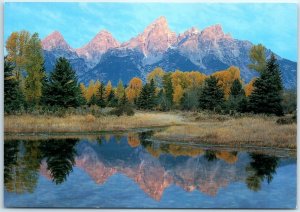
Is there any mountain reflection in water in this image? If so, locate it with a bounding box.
[4,131,296,208]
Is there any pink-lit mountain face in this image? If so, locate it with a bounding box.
[121,16,177,63]
[76,30,120,67]
[41,16,297,89]
[42,31,73,52]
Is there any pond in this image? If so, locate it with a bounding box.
[4,130,296,208]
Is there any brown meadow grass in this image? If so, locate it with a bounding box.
[5,111,296,150]
[153,115,296,149]
[4,111,183,134]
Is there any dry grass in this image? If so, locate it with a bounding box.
[153,116,297,149]
[4,111,183,134]
[5,111,296,150]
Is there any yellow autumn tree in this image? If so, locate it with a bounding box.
[125,77,143,103]
[173,84,184,105]
[105,80,112,99]
[216,151,238,164]
[147,67,165,87]
[127,132,141,148]
[80,83,87,99]
[212,66,241,99]
[94,80,101,94]
[5,31,31,81]
[171,70,189,89]
[116,80,125,100]
[85,80,95,101]
[245,78,256,97]
[186,71,207,88]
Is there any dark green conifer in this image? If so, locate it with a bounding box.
[96,82,106,108]
[41,57,82,108]
[199,76,224,111]
[249,54,283,116]
[4,58,24,113]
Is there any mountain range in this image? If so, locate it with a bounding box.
[41,16,297,89]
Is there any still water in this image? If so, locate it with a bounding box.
[4,131,296,208]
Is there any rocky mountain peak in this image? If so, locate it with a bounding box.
[121,16,177,57]
[76,29,120,64]
[42,31,73,51]
[200,24,232,40]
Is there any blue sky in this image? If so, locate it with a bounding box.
[4,2,298,61]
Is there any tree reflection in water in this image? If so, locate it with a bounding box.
[4,135,283,197]
[4,140,42,193]
[204,150,218,161]
[246,153,279,192]
[40,139,79,184]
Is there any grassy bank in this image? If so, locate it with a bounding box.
[5,111,296,149]
[153,113,296,149]
[4,112,183,133]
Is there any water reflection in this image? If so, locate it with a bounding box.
[246,153,279,192]
[4,131,295,207]
[39,139,78,184]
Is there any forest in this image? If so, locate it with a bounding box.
[4,31,296,118]
[3,30,297,150]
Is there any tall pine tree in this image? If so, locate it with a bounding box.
[227,79,248,113]
[199,76,224,111]
[96,82,106,108]
[4,58,24,113]
[41,57,82,108]
[249,54,283,116]
[136,79,156,110]
[162,73,173,109]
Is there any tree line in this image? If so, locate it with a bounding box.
[5,31,292,116]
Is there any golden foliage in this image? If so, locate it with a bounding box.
[105,81,112,99]
[127,132,141,148]
[116,80,125,100]
[173,84,184,105]
[147,67,165,87]
[216,151,238,164]
[84,80,101,101]
[104,134,111,142]
[125,77,143,102]
[167,144,204,157]
[5,31,31,76]
[171,70,189,89]
[146,146,161,158]
[80,83,87,98]
[212,66,241,98]
[186,71,207,88]
[245,78,256,97]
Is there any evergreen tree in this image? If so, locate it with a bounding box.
[40,139,78,184]
[227,79,248,113]
[148,79,156,109]
[89,94,98,106]
[199,76,224,111]
[249,54,283,116]
[41,57,82,108]
[156,89,170,111]
[136,80,156,110]
[162,73,173,108]
[111,91,134,116]
[107,90,118,107]
[4,58,24,113]
[230,79,244,97]
[96,82,106,108]
[181,87,200,111]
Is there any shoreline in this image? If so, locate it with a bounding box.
[4,111,296,150]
